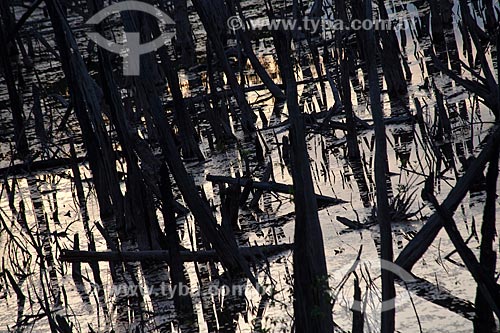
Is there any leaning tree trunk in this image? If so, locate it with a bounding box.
[149,19,204,161]
[45,1,144,329]
[226,0,286,101]
[192,0,256,133]
[0,10,29,157]
[275,29,334,333]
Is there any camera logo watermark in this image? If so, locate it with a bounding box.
[86,1,175,76]
[331,258,416,313]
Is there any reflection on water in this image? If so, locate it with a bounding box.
[0,0,499,332]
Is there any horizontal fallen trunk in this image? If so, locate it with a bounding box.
[206,175,346,206]
[0,157,86,178]
[60,244,293,263]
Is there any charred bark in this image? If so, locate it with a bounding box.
[363,1,396,331]
[275,29,333,333]
[192,0,256,133]
[173,0,196,68]
[0,10,29,157]
[473,146,498,332]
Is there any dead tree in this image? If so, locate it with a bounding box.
[159,164,197,327]
[149,17,205,161]
[27,175,62,306]
[275,29,334,333]
[206,174,346,206]
[192,0,256,133]
[60,244,293,263]
[46,0,147,328]
[341,49,361,160]
[375,0,407,98]
[429,0,445,43]
[173,0,196,68]
[0,7,29,157]
[395,124,500,271]
[205,40,237,145]
[363,0,395,331]
[226,0,286,101]
[474,146,498,332]
[116,8,258,290]
[70,141,109,318]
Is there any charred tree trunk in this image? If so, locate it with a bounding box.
[173,0,196,68]
[429,0,445,43]
[46,1,144,329]
[363,1,396,331]
[227,0,285,101]
[150,19,204,161]
[118,7,258,288]
[32,85,48,150]
[376,0,407,98]
[341,49,361,160]
[70,141,109,318]
[192,0,256,133]
[159,164,197,328]
[205,40,236,145]
[0,11,29,157]
[275,29,333,333]
[27,176,61,306]
[473,146,498,332]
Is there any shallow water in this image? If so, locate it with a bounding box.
[0,0,499,332]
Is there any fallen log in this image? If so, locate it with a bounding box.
[206,175,346,206]
[424,179,500,319]
[395,124,500,271]
[60,244,293,263]
[249,162,273,208]
[0,157,86,178]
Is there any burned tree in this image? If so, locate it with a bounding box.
[363,0,396,331]
[275,29,333,333]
